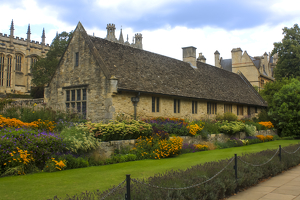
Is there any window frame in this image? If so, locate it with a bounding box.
[0,54,4,86]
[192,101,197,114]
[7,56,12,87]
[152,97,160,112]
[174,99,180,113]
[207,102,217,114]
[75,52,79,67]
[224,104,232,113]
[65,88,87,118]
[15,54,22,71]
[237,105,244,116]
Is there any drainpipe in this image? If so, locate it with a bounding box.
[131,92,140,120]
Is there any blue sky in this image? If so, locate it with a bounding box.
[1,0,300,65]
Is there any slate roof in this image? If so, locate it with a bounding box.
[87,35,267,107]
[220,59,232,72]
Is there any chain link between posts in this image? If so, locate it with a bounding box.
[237,148,279,167]
[282,144,300,154]
[100,179,126,200]
[131,157,234,190]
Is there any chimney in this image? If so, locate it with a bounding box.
[197,53,206,63]
[182,46,197,67]
[214,50,221,68]
[231,47,242,65]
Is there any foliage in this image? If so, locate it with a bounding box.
[0,127,65,173]
[91,120,153,141]
[215,112,238,122]
[201,119,219,134]
[272,24,300,80]
[43,158,67,172]
[0,98,14,111]
[187,121,205,136]
[58,154,89,169]
[268,79,300,136]
[92,145,300,200]
[143,117,189,136]
[256,135,273,142]
[60,125,101,154]
[1,147,36,176]
[218,121,245,135]
[258,121,274,129]
[181,143,209,153]
[244,124,257,136]
[0,102,85,131]
[31,31,73,87]
[133,134,183,159]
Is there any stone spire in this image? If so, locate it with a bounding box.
[119,27,124,44]
[9,19,14,46]
[26,24,31,49]
[124,34,130,45]
[41,28,46,53]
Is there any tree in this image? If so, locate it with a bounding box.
[272,24,300,80]
[259,77,297,107]
[31,31,73,87]
[268,78,300,136]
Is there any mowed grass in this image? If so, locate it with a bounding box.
[1,140,299,200]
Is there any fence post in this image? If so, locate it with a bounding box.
[279,145,282,161]
[125,174,131,200]
[234,154,238,193]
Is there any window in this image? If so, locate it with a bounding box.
[174,99,180,113]
[31,57,38,71]
[7,56,12,87]
[224,104,232,113]
[207,102,217,114]
[152,97,160,112]
[255,107,258,113]
[0,54,4,86]
[261,79,265,88]
[192,101,197,114]
[237,105,244,116]
[16,54,22,71]
[75,52,79,67]
[66,88,87,118]
[247,106,251,116]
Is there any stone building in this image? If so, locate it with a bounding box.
[45,22,267,122]
[0,20,50,94]
[214,48,277,90]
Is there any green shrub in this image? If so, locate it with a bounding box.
[244,124,257,136]
[201,120,219,134]
[91,120,153,141]
[60,125,101,154]
[218,121,245,135]
[216,112,238,122]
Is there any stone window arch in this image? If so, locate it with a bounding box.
[0,54,4,86]
[15,54,22,71]
[7,55,12,87]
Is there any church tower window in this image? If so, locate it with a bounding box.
[7,56,12,87]
[16,54,22,71]
[0,54,4,86]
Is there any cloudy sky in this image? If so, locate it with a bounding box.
[1,0,300,65]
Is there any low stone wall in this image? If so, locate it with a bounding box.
[93,130,277,160]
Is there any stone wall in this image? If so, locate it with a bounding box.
[93,129,277,160]
[112,91,262,121]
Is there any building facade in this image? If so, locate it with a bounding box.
[214,48,277,90]
[45,22,267,122]
[0,20,50,94]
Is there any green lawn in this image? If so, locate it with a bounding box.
[1,140,299,200]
